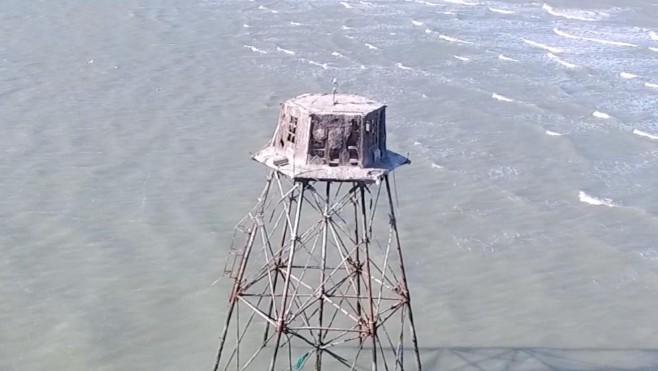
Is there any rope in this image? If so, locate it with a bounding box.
[292,351,310,371]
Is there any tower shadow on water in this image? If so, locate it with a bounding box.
[212,93,422,371]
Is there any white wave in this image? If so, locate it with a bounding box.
[242,24,250,28]
[443,0,476,5]
[416,0,440,5]
[578,191,616,207]
[592,111,610,119]
[492,93,514,102]
[488,7,515,14]
[360,0,372,4]
[439,34,473,44]
[331,51,344,57]
[412,20,424,26]
[425,28,433,34]
[258,5,278,13]
[547,52,578,68]
[276,47,295,55]
[441,11,456,14]
[454,55,471,61]
[553,27,638,47]
[365,43,378,50]
[498,54,519,62]
[633,129,658,140]
[645,82,658,89]
[522,38,563,53]
[650,31,658,40]
[289,21,302,26]
[545,130,562,136]
[649,47,658,52]
[341,25,353,30]
[340,2,353,8]
[396,62,413,70]
[542,3,608,22]
[244,45,267,54]
[431,163,443,169]
[308,60,328,69]
[619,72,637,79]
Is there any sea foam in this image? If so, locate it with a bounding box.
[542,3,608,22]
[443,0,476,5]
[633,129,658,140]
[488,7,515,14]
[307,60,329,69]
[244,45,267,54]
[578,191,616,207]
[553,27,638,47]
[498,54,519,62]
[547,53,578,68]
[592,111,610,119]
[522,38,564,53]
[258,5,278,13]
[439,34,472,44]
[492,93,514,102]
[277,47,295,55]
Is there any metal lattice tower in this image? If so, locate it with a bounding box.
[212,93,421,371]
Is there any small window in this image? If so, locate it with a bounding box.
[347,119,360,166]
[286,116,298,144]
[370,119,379,149]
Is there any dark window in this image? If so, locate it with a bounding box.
[287,116,298,144]
[309,119,327,164]
[369,118,379,149]
[347,119,360,166]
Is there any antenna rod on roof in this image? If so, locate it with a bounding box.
[332,78,338,105]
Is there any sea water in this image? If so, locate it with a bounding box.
[1,0,658,369]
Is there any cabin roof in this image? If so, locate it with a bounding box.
[288,93,385,115]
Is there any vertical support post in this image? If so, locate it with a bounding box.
[316,182,330,371]
[213,172,275,371]
[268,181,306,371]
[212,230,252,371]
[384,175,422,371]
[353,182,362,343]
[359,183,378,371]
[263,173,292,344]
